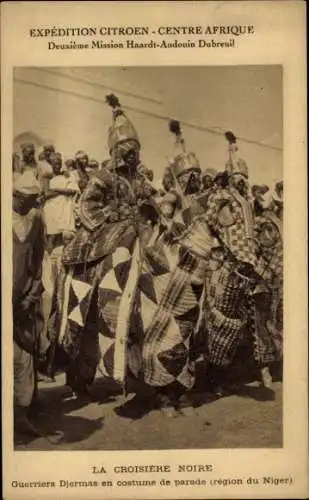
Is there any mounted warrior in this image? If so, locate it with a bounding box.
[200,131,277,392]
[138,120,220,416]
[51,94,157,399]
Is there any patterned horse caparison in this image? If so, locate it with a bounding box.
[50,173,278,393]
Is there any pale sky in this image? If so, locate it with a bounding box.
[14,65,283,187]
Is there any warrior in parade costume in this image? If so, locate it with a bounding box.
[34,103,281,416]
[253,185,283,363]
[200,131,277,392]
[153,120,202,241]
[138,121,220,415]
[53,94,158,399]
[167,120,202,203]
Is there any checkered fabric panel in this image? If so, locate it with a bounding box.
[254,213,283,281]
[207,307,245,367]
[141,243,202,389]
[204,188,257,267]
[225,198,257,267]
[246,294,276,366]
[96,241,134,379]
[215,267,250,319]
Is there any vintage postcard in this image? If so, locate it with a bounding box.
[1,1,307,499]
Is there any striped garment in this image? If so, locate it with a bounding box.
[62,168,156,266]
[203,188,278,369]
[141,247,205,388]
[253,210,284,360]
[205,262,250,367]
[205,187,258,268]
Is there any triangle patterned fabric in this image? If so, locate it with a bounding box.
[62,228,136,383]
[140,238,203,389]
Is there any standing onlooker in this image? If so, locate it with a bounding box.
[41,152,80,355]
[37,144,55,195]
[43,152,79,239]
[13,171,46,435]
[20,143,37,173]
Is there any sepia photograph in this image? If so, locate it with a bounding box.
[12,65,284,452]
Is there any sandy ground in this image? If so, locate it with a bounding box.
[15,373,283,451]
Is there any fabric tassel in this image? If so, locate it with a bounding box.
[105,93,121,108]
[105,94,123,118]
[225,130,237,145]
[169,119,186,151]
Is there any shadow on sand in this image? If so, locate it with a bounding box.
[14,376,121,448]
[15,356,282,447]
[15,414,104,448]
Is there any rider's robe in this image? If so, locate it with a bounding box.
[53,169,216,392]
[139,194,218,389]
[197,185,277,368]
[254,209,283,360]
